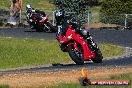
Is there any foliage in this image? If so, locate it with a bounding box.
[51,0,89,25]
[51,0,101,25]
[101,0,132,15]
[51,0,100,14]
[52,0,87,12]
[83,0,100,7]
[100,0,132,24]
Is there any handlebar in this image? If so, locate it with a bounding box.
[67,18,82,31]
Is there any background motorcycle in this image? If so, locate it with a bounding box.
[26,11,56,32]
[57,21,103,65]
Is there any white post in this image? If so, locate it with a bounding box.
[87,11,90,26]
[125,14,127,28]
[10,0,13,16]
[53,11,55,26]
[19,0,22,23]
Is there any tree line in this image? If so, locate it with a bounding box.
[50,0,132,24]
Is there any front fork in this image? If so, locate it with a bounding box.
[80,30,98,51]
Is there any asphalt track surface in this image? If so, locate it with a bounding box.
[0,28,132,73]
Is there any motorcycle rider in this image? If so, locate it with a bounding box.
[55,9,90,40]
[55,9,92,51]
[26,4,47,29]
[55,9,69,38]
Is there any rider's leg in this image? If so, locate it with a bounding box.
[61,23,68,37]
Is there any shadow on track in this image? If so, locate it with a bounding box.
[24,30,37,32]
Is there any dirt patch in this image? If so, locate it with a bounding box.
[0,67,132,88]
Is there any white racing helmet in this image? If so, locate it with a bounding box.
[26,4,32,10]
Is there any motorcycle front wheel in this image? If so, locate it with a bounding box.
[92,48,103,63]
[67,44,84,65]
[45,22,57,32]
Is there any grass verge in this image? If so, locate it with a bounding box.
[99,43,124,58]
[45,73,132,88]
[0,0,55,11]
[0,37,124,69]
[0,85,9,88]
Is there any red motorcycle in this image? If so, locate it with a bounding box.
[57,22,103,65]
[26,9,56,32]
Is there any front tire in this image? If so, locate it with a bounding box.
[67,44,84,65]
[92,49,103,63]
[45,22,57,32]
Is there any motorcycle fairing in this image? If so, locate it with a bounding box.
[59,25,95,61]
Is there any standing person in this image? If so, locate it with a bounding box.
[9,0,22,25]
[10,0,21,16]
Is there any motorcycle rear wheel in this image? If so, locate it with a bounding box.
[34,23,44,32]
[67,44,84,65]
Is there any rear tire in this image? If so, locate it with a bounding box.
[92,49,103,63]
[36,28,43,32]
[67,44,84,65]
[34,23,44,32]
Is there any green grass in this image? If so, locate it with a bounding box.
[0,37,124,69]
[0,0,10,10]
[99,43,124,58]
[0,85,9,88]
[0,38,70,69]
[45,73,132,88]
[0,0,55,11]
